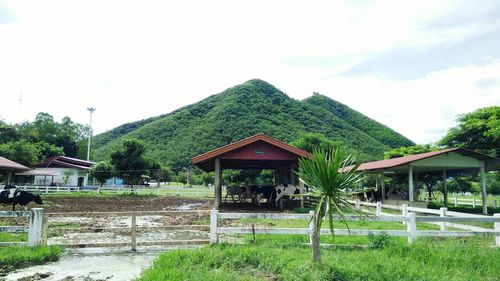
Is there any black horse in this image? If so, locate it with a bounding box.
[0,186,43,211]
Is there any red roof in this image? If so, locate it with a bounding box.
[192,133,311,172]
[34,156,94,170]
[348,147,500,172]
[0,156,30,171]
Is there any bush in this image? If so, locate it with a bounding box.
[367,232,391,249]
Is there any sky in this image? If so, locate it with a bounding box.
[0,0,499,144]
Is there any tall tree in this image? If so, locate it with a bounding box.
[439,106,500,157]
[110,138,149,186]
[90,161,114,187]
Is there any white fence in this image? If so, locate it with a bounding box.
[209,209,500,246]
[421,195,499,208]
[0,208,43,247]
[16,185,212,195]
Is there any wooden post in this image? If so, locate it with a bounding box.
[214,158,222,209]
[380,171,385,202]
[376,201,382,216]
[480,164,488,215]
[210,208,219,244]
[473,198,476,208]
[439,207,447,231]
[454,197,458,207]
[494,213,500,247]
[299,179,305,208]
[42,214,49,245]
[407,212,416,244]
[409,166,414,202]
[442,170,448,208]
[131,213,137,251]
[402,204,408,225]
[28,208,43,246]
[494,199,497,209]
[355,198,360,210]
[309,211,320,262]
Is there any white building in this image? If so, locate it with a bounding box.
[20,156,94,187]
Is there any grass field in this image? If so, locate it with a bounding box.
[0,245,62,274]
[139,236,500,281]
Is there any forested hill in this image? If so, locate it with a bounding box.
[93,79,414,169]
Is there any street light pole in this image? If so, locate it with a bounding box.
[86,107,96,161]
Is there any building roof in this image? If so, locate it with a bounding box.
[192,133,311,172]
[347,147,500,173]
[0,156,30,171]
[33,156,95,171]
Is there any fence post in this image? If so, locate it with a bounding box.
[407,212,416,244]
[439,207,447,231]
[454,197,458,207]
[494,213,500,247]
[376,201,382,216]
[42,214,48,245]
[355,198,360,210]
[402,204,408,225]
[473,198,476,208]
[210,208,218,244]
[494,200,497,209]
[45,186,49,194]
[28,208,43,246]
[309,211,320,262]
[131,213,137,251]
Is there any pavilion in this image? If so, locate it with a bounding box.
[351,148,500,214]
[192,133,310,209]
[0,156,30,184]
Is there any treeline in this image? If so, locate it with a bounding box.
[0,113,89,166]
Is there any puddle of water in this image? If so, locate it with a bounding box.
[165,203,202,210]
[4,253,157,281]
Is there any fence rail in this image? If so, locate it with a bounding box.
[0,209,43,246]
[210,209,500,248]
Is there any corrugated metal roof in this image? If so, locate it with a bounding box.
[33,156,94,170]
[348,147,500,172]
[0,156,30,171]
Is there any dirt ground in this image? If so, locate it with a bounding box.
[0,195,212,213]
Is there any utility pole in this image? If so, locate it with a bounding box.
[86,107,96,161]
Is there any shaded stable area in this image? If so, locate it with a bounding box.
[0,156,30,185]
[351,148,500,214]
[192,134,310,209]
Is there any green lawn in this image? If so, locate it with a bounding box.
[0,245,62,274]
[139,236,500,281]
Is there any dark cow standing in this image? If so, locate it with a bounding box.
[250,185,277,206]
[0,185,43,211]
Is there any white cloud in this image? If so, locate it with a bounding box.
[0,0,498,145]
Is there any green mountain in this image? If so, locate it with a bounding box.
[93,79,414,169]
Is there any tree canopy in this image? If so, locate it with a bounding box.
[439,106,500,157]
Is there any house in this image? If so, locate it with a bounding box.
[18,156,94,187]
[0,156,30,184]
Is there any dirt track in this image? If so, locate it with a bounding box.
[0,195,212,213]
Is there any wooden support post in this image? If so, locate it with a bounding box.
[480,164,488,215]
[494,214,500,247]
[42,215,48,245]
[402,204,408,225]
[376,201,382,216]
[409,166,414,202]
[299,179,305,208]
[28,208,43,247]
[439,207,447,231]
[214,158,222,209]
[309,211,320,262]
[407,212,416,244]
[442,170,448,208]
[210,208,218,244]
[380,171,385,202]
[131,213,137,251]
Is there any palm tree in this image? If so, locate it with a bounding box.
[297,146,363,262]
